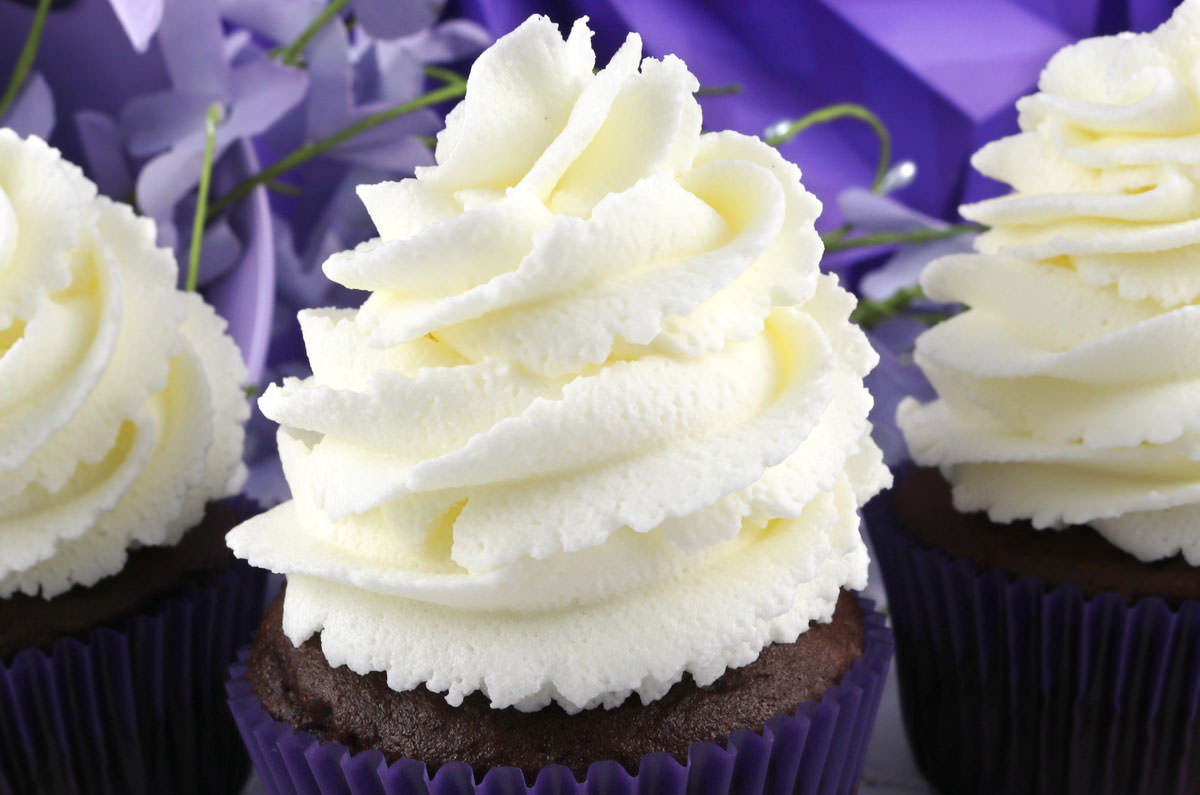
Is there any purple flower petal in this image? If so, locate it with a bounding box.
[157,0,233,95]
[366,21,490,107]
[106,0,165,52]
[1,72,54,140]
[197,216,244,285]
[302,12,356,138]
[223,28,261,67]
[120,89,219,157]
[328,101,439,142]
[276,166,380,309]
[136,144,217,223]
[217,0,320,44]
[136,57,307,220]
[329,132,434,171]
[369,40,425,104]
[225,58,310,140]
[222,0,354,145]
[839,187,949,234]
[273,213,325,308]
[859,235,977,301]
[353,0,446,40]
[294,205,364,303]
[75,110,134,200]
[400,19,492,63]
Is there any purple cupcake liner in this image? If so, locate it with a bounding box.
[0,561,268,795]
[227,595,892,795]
[864,490,1200,795]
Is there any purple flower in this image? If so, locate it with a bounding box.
[256,14,438,171]
[353,0,448,40]
[332,21,490,166]
[120,1,307,231]
[0,72,54,139]
[108,0,457,48]
[0,0,280,380]
[75,111,133,200]
[106,0,164,52]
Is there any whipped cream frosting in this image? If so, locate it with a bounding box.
[0,129,249,599]
[899,0,1200,565]
[228,16,889,713]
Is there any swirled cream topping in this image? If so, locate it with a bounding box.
[228,16,888,713]
[899,0,1200,565]
[0,129,248,599]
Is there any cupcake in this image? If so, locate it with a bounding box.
[0,129,263,793]
[226,15,893,795]
[867,4,1200,793]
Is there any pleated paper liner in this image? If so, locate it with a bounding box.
[0,560,268,795]
[227,595,892,795]
[864,491,1200,795]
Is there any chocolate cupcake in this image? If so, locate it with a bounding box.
[226,15,893,795]
[867,4,1200,792]
[241,587,878,777]
[0,129,264,794]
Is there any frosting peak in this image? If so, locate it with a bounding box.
[0,129,249,598]
[899,0,1200,565]
[229,16,888,713]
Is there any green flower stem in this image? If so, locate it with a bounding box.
[695,83,743,96]
[186,104,223,292]
[766,103,891,192]
[275,0,351,66]
[0,0,52,122]
[424,65,467,88]
[265,179,303,196]
[822,223,980,253]
[822,222,852,247]
[208,80,467,220]
[850,285,924,329]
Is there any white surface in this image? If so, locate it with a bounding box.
[860,665,933,794]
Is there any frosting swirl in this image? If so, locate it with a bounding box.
[0,129,249,598]
[228,16,888,713]
[899,1,1200,565]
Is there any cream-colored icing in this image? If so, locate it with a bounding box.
[899,0,1200,565]
[0,129,248,598]
[228,16,888,712]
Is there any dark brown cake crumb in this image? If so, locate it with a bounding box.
[248,586,865,776]
[0,501,241,660]
[893,466,1200,605]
